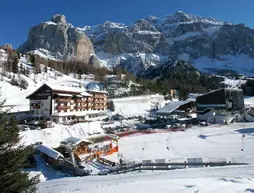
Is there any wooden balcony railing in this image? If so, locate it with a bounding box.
[56,98,71,103]
[84,106,93,109]
[56,106,71,110]
[93,106,107,109]
[94,95,106,99]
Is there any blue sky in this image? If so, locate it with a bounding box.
[0,0,253,48]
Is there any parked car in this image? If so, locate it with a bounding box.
[165,125,172,129]
[146,128,156,133]
[200,121,210,126]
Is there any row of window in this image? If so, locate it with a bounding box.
[57,108,106,113]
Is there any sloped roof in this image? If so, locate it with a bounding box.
[81,91,92,97]
[37,144,64,160]
[157,100,194,115]
[46,83,85,93]
[26,83,94,99]
[61,137,92,146]
[197,88,243,99]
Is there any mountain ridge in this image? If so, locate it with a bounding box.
[18,11,254,77]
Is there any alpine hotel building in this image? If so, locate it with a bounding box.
[26,84,108,123]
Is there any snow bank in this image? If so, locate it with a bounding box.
[37,165,254,193]
[20,122,104,147]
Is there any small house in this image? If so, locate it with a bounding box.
[36,144,64,167]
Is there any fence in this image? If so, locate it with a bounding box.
[103,157,250,175]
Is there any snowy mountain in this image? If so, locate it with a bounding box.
[19,11,254,76]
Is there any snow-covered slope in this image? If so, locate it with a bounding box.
[38,166,254,193]
[37,122,254,193]
[113,95,166,117]
[0,50,91,112]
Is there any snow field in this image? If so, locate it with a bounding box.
[113,95,166,117]
[20,122,104,147]
[37,165,254,193]
[105,123,254,163]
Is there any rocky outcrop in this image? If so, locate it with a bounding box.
[18,12,254,76]
[19,14,94,63]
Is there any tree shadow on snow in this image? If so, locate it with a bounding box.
[235,128,254,137]
[198,134,208,139]
[219,178,242,183]
[245,189,254,193]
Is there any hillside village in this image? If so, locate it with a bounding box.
[1,10,254,193]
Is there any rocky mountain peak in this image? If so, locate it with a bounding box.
[51,14,66,24]
[19,14,94,63]
[18,12,254,76]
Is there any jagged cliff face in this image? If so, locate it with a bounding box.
[80,11,254,76]
[19,12,254,76]
[19,15,95,63]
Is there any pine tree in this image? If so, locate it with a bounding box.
[44,65,48,73]
[108,100,115,111]
[7,54,13,72]
[0,99,39,192]
[12,55,19,73]
[16,50,21,59]
[20,63,24,74]
[29,55,35,65]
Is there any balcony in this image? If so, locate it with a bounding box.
[75,106,83,110]
[84,105,93,109]
[76,99,83,103]
[93,106,107,109]
[56,106,71,110]
[56,98,71,103]
[93,100,107,104]
[94,95,106,99]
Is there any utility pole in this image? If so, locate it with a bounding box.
[166,132,172,161]
[141,141,146,162]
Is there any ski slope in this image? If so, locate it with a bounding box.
[38,164,254,193]
[35,122,254,192]
[105,122,254,162]
[113,95,167,117]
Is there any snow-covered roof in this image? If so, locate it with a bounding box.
[57,93,72,97]
[47,84,85,93]
[36,144,64,160]
[85,82,101,91]
[61,137,92,146]
[87,90,108,94]
[157,100,194,115]
[81,91,92,97]
[197,88,243,99]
